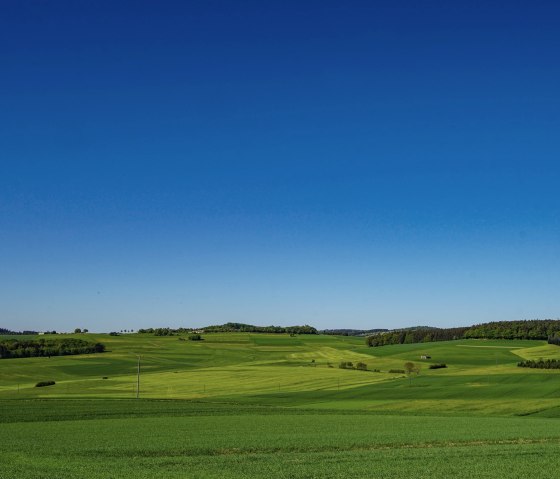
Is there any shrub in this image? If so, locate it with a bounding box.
[35,381,55,388]
[518,359,560,369]
[154,328,175,336]
[188,334,203,341]
[356,362,367,371]
[389,369,405,374]
[339,361,354,369]
[429,363,447,369]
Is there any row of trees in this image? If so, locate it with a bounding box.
[338,361,368,370]
[138,323,318,335]
[0,328,38,335]
[202,322,318,334]
[321,329,388,336]
[0,338,105,359]
[366,327,468,347]
[367,320,560,347]
[464,320,560,340]
[137,327,194,336]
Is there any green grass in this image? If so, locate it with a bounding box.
[1,333,559,415]
[1,333,560,477]
[1,400,560,478]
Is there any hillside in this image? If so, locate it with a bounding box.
[1,331,560,416]
[3,331,560,479]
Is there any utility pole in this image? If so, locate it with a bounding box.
[136,355,141,399]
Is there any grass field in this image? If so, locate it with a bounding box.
[2,333,560,415]
[1,333,559,477]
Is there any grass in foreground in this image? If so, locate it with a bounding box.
[0,399,559,479]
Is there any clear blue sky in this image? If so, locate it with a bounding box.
[1,1,559,332]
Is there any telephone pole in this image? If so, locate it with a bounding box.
[136,355,141,399]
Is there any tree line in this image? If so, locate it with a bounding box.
[0,338,105,359]
[0,327,38,335]
[464,320,560,340]
[320,328,388,336]
[366,320,560,347]
[139,323,318,335]
[366,327,469,347]
[204,322,317,334]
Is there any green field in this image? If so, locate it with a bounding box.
[1,333,559,478]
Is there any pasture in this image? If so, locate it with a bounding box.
[1,333,559,478]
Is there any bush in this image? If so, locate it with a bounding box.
[518,359,560,369]
[356,362,368,371]
[154,328,175,336]
[338,361,354,369]
[35,381,55,388]
[429,363,447,369]
[188,334,203,341]
[389,369,405,374]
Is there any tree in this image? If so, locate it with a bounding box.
[74,328,82,334]
[356,362,367,371]
[404,362,419,386]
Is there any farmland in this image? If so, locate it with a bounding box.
[1,333,560,478]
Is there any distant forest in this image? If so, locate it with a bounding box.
[366,320,560,347]
[138,323,318,335]
[0,338,105,359]
[320,329,388,336]
[0,327,38,335]
[366,327,469,347]
[203,323,317,334]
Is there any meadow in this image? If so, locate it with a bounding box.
[1,332,559,478]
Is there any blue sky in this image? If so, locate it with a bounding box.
[1,1,559,332]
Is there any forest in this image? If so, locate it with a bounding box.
[0,338,105,359]
[366,320,560,347]
[366,327,469,347]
